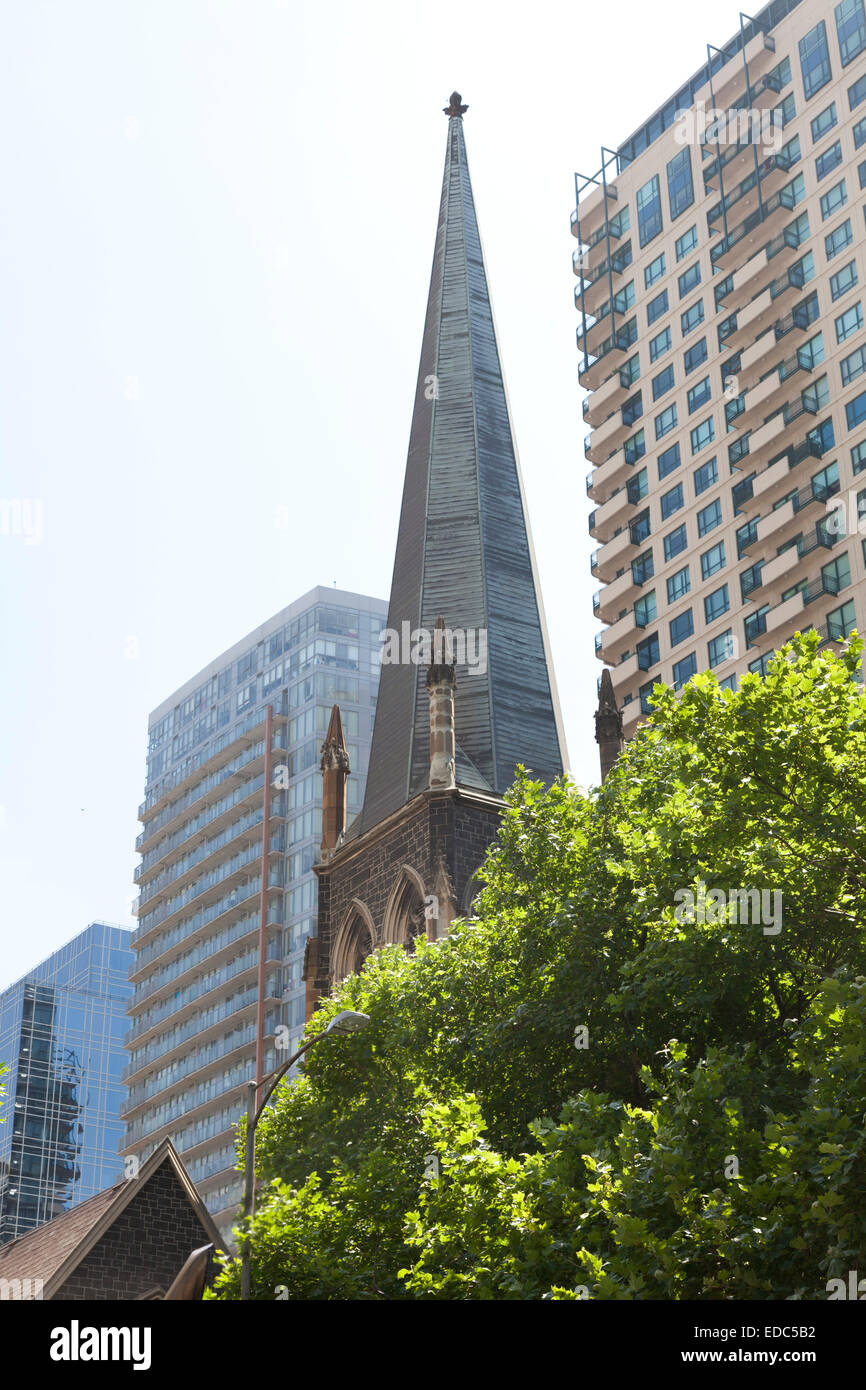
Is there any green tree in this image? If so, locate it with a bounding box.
[210,632,866,1299]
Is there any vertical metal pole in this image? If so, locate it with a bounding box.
[240,1080,257,1301]
[255,703,274,1087]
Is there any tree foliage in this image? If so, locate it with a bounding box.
[209,633,866,1299]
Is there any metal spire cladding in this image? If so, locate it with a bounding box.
[355,94,567,834]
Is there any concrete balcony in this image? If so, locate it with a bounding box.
[710,185,798,275]
[579,329,633,391]
[587,408,636,463]
[616,651,641,684]
[588,444,635,497]
[571,180,618,247]
[761,546,800,587]
[694,31,777,111]
[746,411,787,465]
[756,496,797,546]
[598,609,638,664]
[594,526,635,582]
[753,453,794,503]
[583,368,628,430]
[590,486,631,543]
[596,567,640,623]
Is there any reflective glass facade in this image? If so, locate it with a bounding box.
[0,922,133,1244]
[124,587,386,1241]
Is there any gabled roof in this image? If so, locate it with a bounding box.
[0,1138,224,1299]
[352,96,567,837]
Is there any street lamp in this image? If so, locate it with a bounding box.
[239,1010,370,1300]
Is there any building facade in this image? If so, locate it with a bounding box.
[577,0,866,752]
[122,587,386,1240]
[0,922,133,1245]
[307,96,567,1005]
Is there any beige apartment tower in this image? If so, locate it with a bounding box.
[577,0,866,749]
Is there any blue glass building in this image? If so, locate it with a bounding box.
[0,922,133,1245]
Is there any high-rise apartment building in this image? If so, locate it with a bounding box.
[121,587,386,1240]
[577,0,866,743]
[0,922,133,1245]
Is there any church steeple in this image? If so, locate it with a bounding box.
[354,94,567,835]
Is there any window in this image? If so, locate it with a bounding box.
[827,598,857,639]
[777,91,797,127]
[694,456,718,495]
[636,632,660,670]
[691,416,715,454]
[657,441,681,479]
[860,158,866,189]
[811,102,838,140]
[846,389,866,429]
[799,20,832,99]
[841,344,866,386]
[667,566,690,603]
[634,591,657,627]
[639,679,657,714]
[632,549,654,584]
[660,482,684,519]
[620,352,641,388]
[652,364,675,400]
[630,508,651,544]
[853,440,866,474]
[850,71,866,108]
[736,518,758,558]
[664,523,688,561]
[822,551,852,591]
[855,115,866,146]
[637,173,663,248]
[835,0,866,66]
[825,218,853,258]
[820,179,847,219]
[709,632,735,670]
[681,299,705,335]
[741,564,765,602]
[687,376,711,414]
[830,260,858,299]
[684,337,708,375]
[649,326,672,362]
[697,498,722,536]
[704,583,730,623]
[675,225,698,261]
[624,428,646,464]
[645,252,666,288]
[670,608,694,646]
[622,391,643,425]
[673,652,697,690]
[626,467,649,505]
[701,540,726,579]
[816,141,844,181]
[677,261,701,299]
[647,288,669,325]
[799,330,826,369]
[655,403,677,440]
[666,147,695,220]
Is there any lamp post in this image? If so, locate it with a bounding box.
[239,1009,370,1300]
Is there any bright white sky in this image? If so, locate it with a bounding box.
[0,0,750,987]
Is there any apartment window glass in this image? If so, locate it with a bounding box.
[811,102,838,140]
[827,598,857,638]
[687,376,711,414]
[701,540,726,579]
[708,630,735,668]
[830,260,858,299]
[799,20,832,99]
[639,679,657,714]
[677,262,701,300]
[620,352,641,387]
[835,0,866,65]
[652,364,675,400]
[825,218,853,258]
[645,252,665,288]
[777,91,797,127]
[736,518,758,557]
[655,403,677,440]
[647,289,668,325]
[852,440,866,474]
[660,482,684,519]
[704,584,730,623]
[690,416,715,454]
[846,389,866,428]
[841,344,866,386]
[673,652,697,690]
[666,147,695,220]
[669,609,693,646]
[684,337,708,375]
[624,428,646,463]
[664,524,687,561]
[849,71,866,107]
[740,562,764,599]
[681,299,705,335]
[694,456,718,495]
[632,549,654,584]
[860,158,866,188]
[820,179,847,219]
[634,591,657,626]
[637,173,663,248]
[657,441,681,479]
[697,498,722,536]
[636,632,660,670]
[822,551,852,591]
[649,326,671,362]
[675,225,698,261]
[630,508,651,544]
[667,566,690,603]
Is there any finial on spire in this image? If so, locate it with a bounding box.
[443,91,468,118]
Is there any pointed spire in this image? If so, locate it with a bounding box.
[594,670,623,782]
[320,705,350,856]
[354,98,566,834]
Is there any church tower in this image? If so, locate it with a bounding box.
[304,94,567,1013]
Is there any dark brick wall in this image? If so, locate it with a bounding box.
[56,1161,219,1300]
[313,789,502,994]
